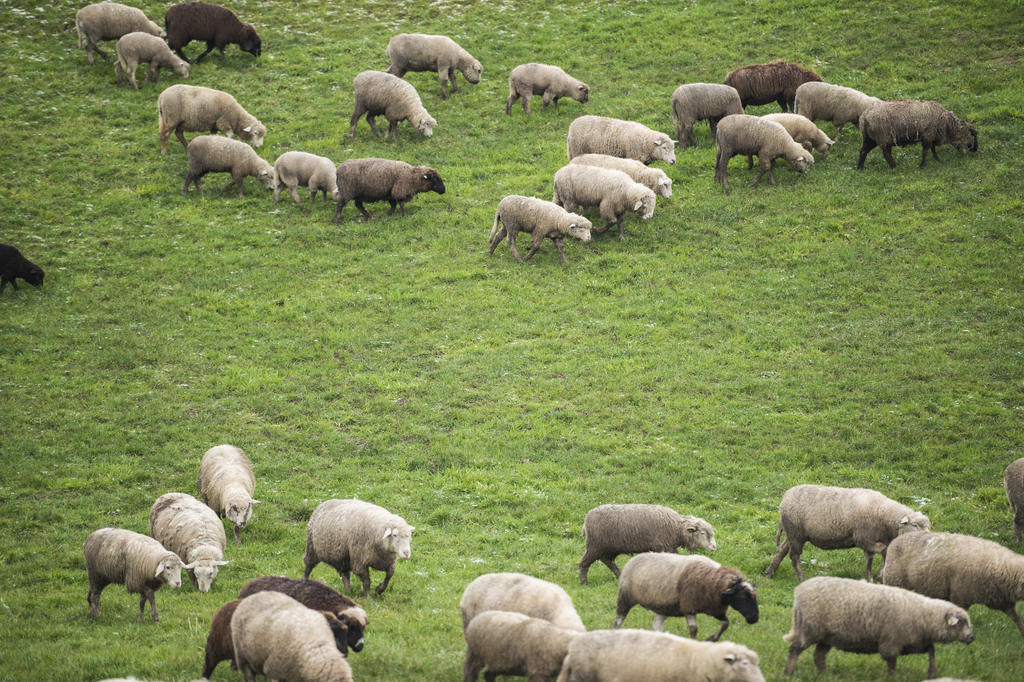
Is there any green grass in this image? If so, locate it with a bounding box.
[1,0,1023,680]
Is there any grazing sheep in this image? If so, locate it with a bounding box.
[114,32,189,91]
[555,629,764,682]
[164,2,261,63]
[613,553,759,642]
[84,528,190,622]
[385,33,482,100]
[75,3,163,66]
[303,498,414,597]
[149,492,228,593]
[759,113,833,156]
[793,81,881,142]
[881,531,1024,640]
[671,83,744,149]
[724,60,822,112]
[486,195,592,264]
[765,484,930,583]
[157,83,266,154]
[568,154,672,199]
[552,165,656,242]
[333,157,445,223]
[1005,457,1024,542]
[578,504,717,585]
[0,243,45,295]
[713,114,814,192]
[181,135,276,199]
[464,610,583,682]
[857,99,978,170]
[460,572,587,633]
[348,71,437,142]
[273,152,340,205]
[506,63,589,115]
[783,576,974,677]
[197,444,260,544]
[567,115,676,165]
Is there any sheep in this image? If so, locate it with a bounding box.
[83,527,190,622]
[157,83,266,154]
[0,243,45,295]
[463,610,583,682]
[486,195,592,264]
[759,113,833,156]
[723,60,823,112]
[612,553,759,642]
[273,152,340,205]
[567,115,676,165]
[765,484,931,583]
[881,530,1024,640]
[568,154,672,199]
[460,572,587,633]
[385,33,482,100]
[333,157,445,223]
[782,576,974,678]
[857,99,978,170]
[164,2,262,63]
[303,498,414,597]
[793,81,881,143]
[1005,457,1024,542]
[148,492,228,593]
[555,629,764,682]
[231,591,354,682]
[552,165,657,242]
[670,83,744,149]
[348,71,437,142]
[713,114,814,192]
[114,32,189,91]
[181,135,276,199]
[506,63,589,115]
[196,444,260,544]
[578,504,717,585]
[75,3,163,66]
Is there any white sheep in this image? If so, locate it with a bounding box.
[506,63,589,115]
[349,71,437,141]
[1005,457,1024,542]
[759,113,833,156]
[157,84,266,154]
[464,610,583,682]
[460,572,587,633]
[552,165,656,242]
[486,195,592,264]
[181,135,276,199]
[114,32,189,91]
[568,154,672,199]
[273,151,340,205]
[197,444,261,544]
[385,33,482,100]
[671,83,744,149]
[148,492,228,593]
[713,114,813,192]
[75,2,163,66]
[793,81,881,143]
[567,115,676,165]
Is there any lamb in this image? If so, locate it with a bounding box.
[567,115,676,165]
[881,531,1024,640]
[765,484,931,583]
[164,2,262,63]
[181,135,276,199]
[348,71,437,142]
[114,32,189,91]
[157,83,266,154]
[670,83,744,149]
[460,572,587,633]
[385,33,482,100]
[303,498,414,597]
[196,444,260,544]
[75,3,163,66]
[555,629,764,682]
[0,243,45,295]
[273,152,340,205]
[463,610,583,682]
[568,154,672,199]
[506,63,589,115]
[231,591,354,682]
[333,157,445,223]
[793,81,881,142]
[486,195,592,264]
[1005,457,1024,542]
[713,114,814,192]
[148,492,228,593]
[723,60,823,112]
[613,553,759,642]
[552,165,657,241]
[83,527,190,622]
[782,576,974,677]
[759,113,833,156]
[578,503,717,585]
[857,99,978,170]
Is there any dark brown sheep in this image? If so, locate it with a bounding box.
[724,60,822,112]
[857,100,978,170]
[333,158,445,223]
[164,2,261,64]
[1,243,44,295]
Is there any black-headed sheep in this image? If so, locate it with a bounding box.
[149,492,228,593]
[273,152,340,205]
[0,243,45,295]
[333,158,445,223]
[460,572,587,633]
[487,195,592,264]
[164,2,261,63]
[552,165,656,242]
[1005,457,1024,543]
[75,2,163,66]
[157,84,266,154]
[857,99,978,170]
[464,610,582,682]
[713,114,813,192]
[567,115,676,165]
[181,136,276,199]
[385,33,482,100]
[793,81,881,143]
[671,83,744,149]
[724,60,823,112]
[114,32,189,91]
[197,444,260,544]
[348,71,437,142]
[506,63,589,115]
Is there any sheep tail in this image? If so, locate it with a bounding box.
[488,209,502,243]
[75,17,83,48]
[774,520,784,547]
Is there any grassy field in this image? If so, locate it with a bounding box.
[1,0,1022,680]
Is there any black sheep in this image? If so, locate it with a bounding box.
[724,60,823,112]
[1,243,44,294]
[164,2,261,64]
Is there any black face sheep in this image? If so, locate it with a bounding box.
[348,71,437,142]
[303,498,414,598]
[157,83,266,155]
[568,154,672,200]
[567,115,676,165]
[460,572,587,633]
[765,484,930,583]
[333,158,445,223]
[857,99,978,170]
[506,63,589,115]
[84,528,190,622]
[793,81,881,143]
[552,165,657,242]
[149,492,228,593]
[164,2,262,63]
[273,152,340,205]
[114,32,189,91]
[486,195,592,264]
[714,114,814,193]
[464,610,583,682]
[783,576,974,678]
[197,444,260,544]
[385,33,482,100]
[181,136,276,199]
[0,243,45,295]
[1005,457,1024,542]
[724,60,823,112]
[613,553,758,642]
[578,504,717,585]
[75,3,163,66]
[671,83,744,149]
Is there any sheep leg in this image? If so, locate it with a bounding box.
[238,659,257,682]
[788,541,807,581]
[366,115,383,137]
[783,642,806,675]
[777,97,789,113]
[194,41,217,63]
[706,615,729,641]
[286,185,302,204]
[1013,511,1023,543]
[141,63,158,86]
[438,72,450,101]
[507,233,525,264]
[374,565,395,595]
[880,146,898,169]
[308,188,318,204]
[187,567,198,590]
[348,105,367,140]
[387,121,399,142]
[504,91,518,116]
[746,154,754,171]
[87,579,107,616]
[541,92,555,112]
[333,200,348,224]
[921,142,936,168]
[812,643,831,672]
[930,144,942,163]
[600,558,622,578]
[449,68,460,94]
[611,607,631,629]
[923,644,936,678]
[174,127,189,152]
[487,227,507,254]
[750,158,775,186]
[182,172,196,196]
[864,550,877,582]
[1002,604,1024,639]
[354,200,373,220]
[114,61,125,86]
[522,243,542,261]
[683,614,698,637]
[385,199,399,217]
[553,237,567,263]
[139,587,158,622]
[857,138,877,170]
[766,538,790,577]
[90,43,110,64]
[521,92,532,115]
[462,653,485,682]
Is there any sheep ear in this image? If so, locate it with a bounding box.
[183,561,198,570]
[250,499,261,505]
[724,653,736,663]
[948,616,959,625]
[155,560,168,577]
[899,515,909,524]
[383,528,394,540]
[243,126,252,133]
[658,177,667,185]
[568,223,577,229]
[422,174,429,180]
[214,560,230,566]
[633,199,644,211]
[409,526,415,531]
